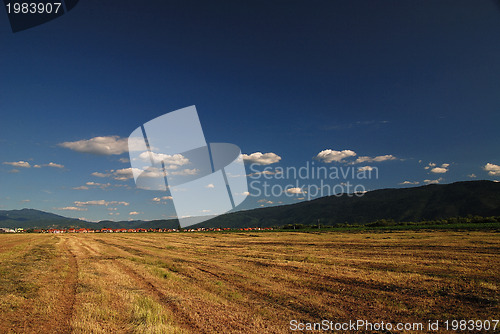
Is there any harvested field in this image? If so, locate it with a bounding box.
[0,231,498,333]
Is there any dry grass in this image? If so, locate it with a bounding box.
[0,230,498,333]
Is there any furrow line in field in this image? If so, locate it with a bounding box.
[94,236,330,321]
[57,237,79,334]
[113,259,203,334]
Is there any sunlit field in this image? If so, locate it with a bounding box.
[0,231,498,333]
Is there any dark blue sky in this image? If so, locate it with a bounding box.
[1,0,499,221]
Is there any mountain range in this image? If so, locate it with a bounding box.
[1,180,499,229]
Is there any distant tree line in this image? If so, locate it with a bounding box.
[280,215,500,230]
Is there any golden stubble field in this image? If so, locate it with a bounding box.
[0,230,498,333]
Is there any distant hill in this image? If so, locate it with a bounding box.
[2,180,500,229]
[0,208,83,228]
[0,209,180,230]
[195,180,500,228]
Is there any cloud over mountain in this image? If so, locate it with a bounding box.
[484,163,500,176]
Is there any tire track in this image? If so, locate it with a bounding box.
[87,236,357,331]
[12,236,79,334]
[56,236,79,334]
[114,259,203,333]
[80,236,201,333]
[90,237,314,330]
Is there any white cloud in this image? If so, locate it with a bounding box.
[247,170,283,177]
[3,161,65,170]
[59,136,144,155]
[354,155,396,164]
[424,163,436,170]
[78,182,112,189]
[152,196,173,202]
[257,199,273,204]
[57,206,88,211]
[138,152,189,168]
[119,158,130,163]
[423,178,443,184]
[21,199,30,203]
[44,162,64,168]
[242,152,281,165]
[92,167,164,181]
[468,173,477,178]
[399,181,419,185]
[357,166,374,172]
[314,149,356,163]
[91,172,110,178]
[113,184,130,188]
[119,167,163,179]
[129,211,140,215]
[171,168,199,176]
[111,168,137,180]
[430,167,448,174]
[353,156,371,164]
[425,162,449,173]
[286,187,307,194]
[205,183,215,188]
[74,200,129,207]
[3,161,30,168]
[484,163,500,176]
[315,150,397,165]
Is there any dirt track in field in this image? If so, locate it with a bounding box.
[0,235,79,333]
[67,235,200,333]
[0,231,498,333]
[57,238,79,333]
